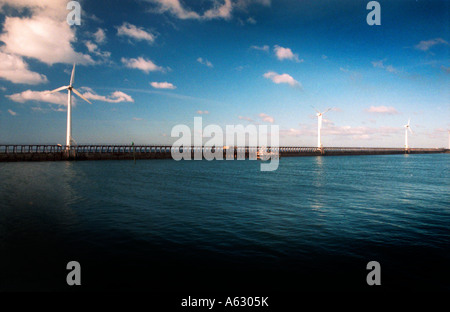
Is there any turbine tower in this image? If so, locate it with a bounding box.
[312,106,332,148]
[47,64,91,149]
[404,118,413,149]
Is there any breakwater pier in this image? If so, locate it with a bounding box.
[0,145,447,162]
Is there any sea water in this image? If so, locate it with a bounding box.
[0,154,448,291]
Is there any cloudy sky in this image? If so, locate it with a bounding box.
[0,0,448,147]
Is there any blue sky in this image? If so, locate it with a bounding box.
[0,0,448,147]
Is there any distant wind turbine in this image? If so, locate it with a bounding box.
[312,106,332,148]
[47,64,91,149]
[404,118,413,149]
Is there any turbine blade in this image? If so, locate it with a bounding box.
[311,105,321,114]
[322,108,332,114]
[409,127,413,134]
[70,64,76,86]
[72,88,92,104]
[46,86,69,94]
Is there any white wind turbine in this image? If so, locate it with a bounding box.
[404,118,413,149]
[312,106,332,148]
[47,64,91,149]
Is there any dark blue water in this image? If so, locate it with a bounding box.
[0,154,449,291]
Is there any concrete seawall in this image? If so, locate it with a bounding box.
[0,145,448,162]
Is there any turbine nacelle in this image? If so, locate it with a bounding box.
[404,119,413,134]
[312,106,332,119]
[46,64,92,104]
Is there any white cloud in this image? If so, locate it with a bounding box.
[246,17,256,24]
[250,45,269,52]
[385,65,397,73]
[371,60,384,69]
[259,113,274,123]
[93,28,107,44]
[7,88,133,108]
[147,0,271,23]
[322,125,399,138]
[7,90,68,106]
[147,0,234,20]
[0,0,68,18]
[235,0,271,9]
[51,107,66,112]
[0,10,94,65]
[8,109,17,116]
[427,128,449,139]
[0,52,48,84]
[82,91,134,103]
[147,0,270,21]
[197,57,213,68]
[274,45,302,62]
[117,22,156,43]
[263,71,302,88]
[339,67,361,80]
[85,41,97,53]
[147,0,200,20]
[281,125,399,141]
[122,57,165,73]
[414,38,449,51]
[365,106,399,115]
[322,118,334,125]
[279,128,305,137]
[151,82,176,89]
[203,0,233,20]
[371,60,399,74]
[239,115,254,122]
[85,41,111,62]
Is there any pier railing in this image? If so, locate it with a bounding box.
[0,145,66,153]
[0,145,447,154]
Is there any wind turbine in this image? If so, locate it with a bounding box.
[312,106,332,148]
[47,64,91,149]
[404,118,413,149]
